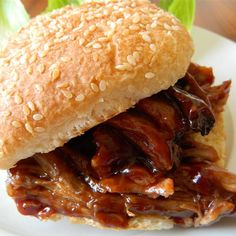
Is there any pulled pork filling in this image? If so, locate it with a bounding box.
[7,63,236,228]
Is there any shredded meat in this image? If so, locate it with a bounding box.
[7,63,235,228]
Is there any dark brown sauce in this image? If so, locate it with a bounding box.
[7,63,235,228]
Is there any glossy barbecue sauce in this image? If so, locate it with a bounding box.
[7,63,236,228]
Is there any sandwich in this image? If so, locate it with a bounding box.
[0,0,235,230]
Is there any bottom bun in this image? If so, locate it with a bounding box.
[69,215,174,230]
[191,113,225,167]
[50,112,226,230]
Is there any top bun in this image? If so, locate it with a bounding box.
[0,0,193,169]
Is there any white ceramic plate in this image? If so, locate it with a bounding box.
[0,26,235,236]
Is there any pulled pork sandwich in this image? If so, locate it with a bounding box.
[0,0,235,230]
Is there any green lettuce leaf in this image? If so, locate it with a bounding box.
[46,0,82,12]
[159,0,196,30]
[46,0,112,12]
[0,0,29,48]
[159,0,173,11]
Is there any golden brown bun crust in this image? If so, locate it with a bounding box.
[0,0,193,169]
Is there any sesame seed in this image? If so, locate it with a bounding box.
[133,51,139,61]
[145,72,156,79]
[27,101,35,111]
[70,35,76,41]
[172,25,180,31]
[109,22,116,30]
[167,31,172,36]
[25,123,33,133]
[34,127,45,133]
[116,18,123,25]
[12,71,19,80]
[61,35,69,41]
[115,64,132,71]
[33,113,43,121]
[149,8,157,13]
[24,53,30,62]
[3,111,11,117]
[141,33,151,43]
[12,121,22,128]
[35,84,43,92]
[95,13,102,18]
[27,66,33,75]
[38,51,47,58]
[93,43,102,49]
[44,44,50,51]
[78,22,85,29]
[97,96,104,103]
[106,30,114,38]
[85,41,94,48]
[172,18,178,24]
[86,16,94,21]
[150,44,156,51]
[56,31,64,38]
[34,31,43,38]
[56,82,69,88]
[15,94,23,105]
[72,27,80,33]
[127,55,136,66]
[23,105,31,116]
[139,23,146,29]
[90,83,99,92]
[31,42,40,50]
[124,12,131,19]
[51,68,61,81]
[132,13,141,23]
[38,64,46,74]
[122,29,129,36]
[61,57,71,62]
[151,22,157,28]
[89,24,96,32]
[98,37,109,42]
[67,23,73,29]
[83,30,90,37]
[53,38,60,44]
[29,54,37,64]
[129,25,139,30]
[75,94,85,102]
[19,56,26,64]
[164,23,172,31]
[79,38,85,46]
[99,80,106,91]
[62,90,73,99]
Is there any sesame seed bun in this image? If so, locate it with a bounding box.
[0,0,193,169]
